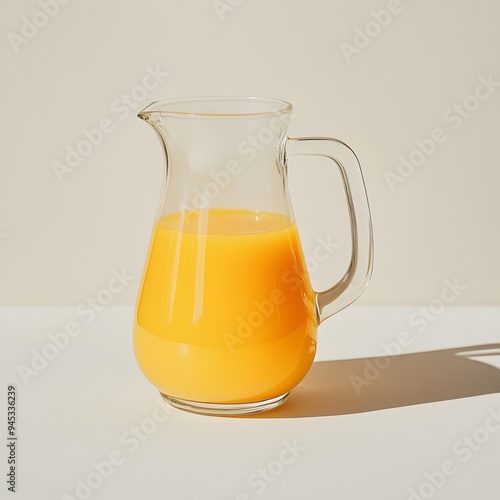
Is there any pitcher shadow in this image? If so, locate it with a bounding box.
[249,344,500,418]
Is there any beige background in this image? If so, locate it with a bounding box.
[1,0,499,306]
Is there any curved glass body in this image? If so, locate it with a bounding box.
[134,97,373,415]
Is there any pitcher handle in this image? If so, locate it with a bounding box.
[287,137,374,323]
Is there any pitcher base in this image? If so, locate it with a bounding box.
[159,392,289,416]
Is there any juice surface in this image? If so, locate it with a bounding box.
[134,209,317,403]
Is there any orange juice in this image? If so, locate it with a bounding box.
[134,209,317,403]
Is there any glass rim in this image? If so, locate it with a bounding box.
[138,96,293,118]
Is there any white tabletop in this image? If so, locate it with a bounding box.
[2,305,499,500]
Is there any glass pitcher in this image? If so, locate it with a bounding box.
[134,97,373,415]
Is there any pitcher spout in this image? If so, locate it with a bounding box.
[138,102,162,123]
[136,96,294,217]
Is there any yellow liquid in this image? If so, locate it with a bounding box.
[134,209,317,403]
